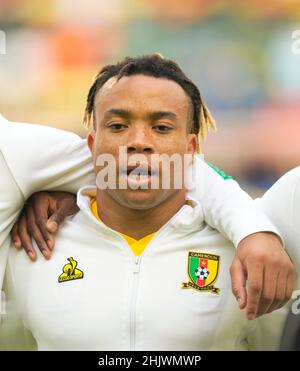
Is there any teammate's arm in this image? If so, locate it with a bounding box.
[0,117,95,260]
[189,156,295,319]
[0,258,36,351]
[257,167,300,273]
[0,122,25,290]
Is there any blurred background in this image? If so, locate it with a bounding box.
[0,0,299,195]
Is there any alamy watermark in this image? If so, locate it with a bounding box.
[94,146,204,192]
[0,30,6,55]
[291,289,300,315]
[291,30,300,55]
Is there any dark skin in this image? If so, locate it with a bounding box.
[11,191,78,261]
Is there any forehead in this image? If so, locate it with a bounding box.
[94,74,191,115]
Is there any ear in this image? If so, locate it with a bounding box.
[87,131,95,158]
[187,134,198,156]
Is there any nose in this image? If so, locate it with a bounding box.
[126,127,154,154]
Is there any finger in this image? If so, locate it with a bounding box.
[256,267,278,317]
[46,211,65,233]
[17,215,37,262]
[32,201,54,250]
[285,271,297,302]
[267,271,289,313]
[246,262,264,320]
[45,234,55,250]
[46,219,58,233]
[25,205,51,260]
[230,257,247,309]
[11,223,22,249]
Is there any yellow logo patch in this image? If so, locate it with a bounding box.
[58,257,84,283]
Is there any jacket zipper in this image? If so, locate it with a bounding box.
[80,190,195,350]
[130,255,140,350]
[127,206,191,350]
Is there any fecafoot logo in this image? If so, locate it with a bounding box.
[0,30,6,55]
[291,30,300,55]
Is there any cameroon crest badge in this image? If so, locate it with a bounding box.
[182,252,220,294]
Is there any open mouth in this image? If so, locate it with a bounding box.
[120,162,158,177]
[120,163,157,188]
[126,165,153,177]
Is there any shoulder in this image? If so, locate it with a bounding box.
[8,212,86,268]
[258,167,300,270]
[259,167,300,220]
[0,117,80,146]
[0,116,81,159]
[259,166,300,211]
[0,117,87,197]
[263,167,300,200]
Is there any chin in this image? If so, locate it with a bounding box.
[118,189,164,210]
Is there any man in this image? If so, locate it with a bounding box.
[0,55,295,350]
[0,56,294,322]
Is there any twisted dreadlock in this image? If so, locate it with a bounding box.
[83,54,216,152]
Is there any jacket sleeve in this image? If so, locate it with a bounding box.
[0,118,95,296]
[188,155,281,247]
[0,118,95,200]
[256,167,300,273]
[0,258,37,350]
[0,152,24,294]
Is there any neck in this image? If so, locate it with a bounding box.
[96,190,186,240]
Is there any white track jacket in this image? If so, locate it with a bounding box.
[1,188,261,351]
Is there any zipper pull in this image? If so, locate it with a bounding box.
[133,256,140,273]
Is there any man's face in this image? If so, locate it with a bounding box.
[88,74,197,210]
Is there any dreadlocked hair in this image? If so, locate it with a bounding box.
[83,53,217,153]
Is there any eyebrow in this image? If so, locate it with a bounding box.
[103,108,178,122]
[148,111,178,121]
[103,108,131,120]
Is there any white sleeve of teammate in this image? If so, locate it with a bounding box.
[0,116,94,293]
[188,155,281,247]
[0,260,36,350]
[256,167,300,273]
[0,116,95,200]
[0,150,25,295]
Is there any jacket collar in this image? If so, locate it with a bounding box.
[76,186,205,237]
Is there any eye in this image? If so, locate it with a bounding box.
[153,124,173,133]
[108,123,127,131]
